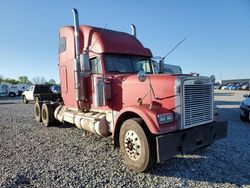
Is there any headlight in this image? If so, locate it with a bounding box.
[157,113,174,124]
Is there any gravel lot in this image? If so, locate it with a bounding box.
[0,90,250,188]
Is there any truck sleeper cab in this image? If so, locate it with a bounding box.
[34,9,227,172]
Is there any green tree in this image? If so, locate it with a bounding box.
[0,75,4,82]
[48,79,56,85]
[19,76,31,84]
[32,76,47,84]
[4,78,19,84]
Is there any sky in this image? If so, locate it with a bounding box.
[0,0,249,83]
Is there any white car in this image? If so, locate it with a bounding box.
[221,84,229,90]
[21,84,52,103]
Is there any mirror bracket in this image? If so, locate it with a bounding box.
[80,53,91,77]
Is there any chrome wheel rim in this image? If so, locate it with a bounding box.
[124,130,141,161]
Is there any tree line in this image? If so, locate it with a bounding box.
[0,75,57,85]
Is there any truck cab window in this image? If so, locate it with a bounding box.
[132,58,152,73]
[59,37,66,53]
[90,57,102,74]
[104,54,152,74]
[29,86,34,91]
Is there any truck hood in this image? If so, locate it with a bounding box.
[110,74,177,111]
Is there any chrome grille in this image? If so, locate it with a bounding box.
[183,83,213,128]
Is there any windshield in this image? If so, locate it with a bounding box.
[104,54,152,74]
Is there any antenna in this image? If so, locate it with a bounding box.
[162,37,187,60]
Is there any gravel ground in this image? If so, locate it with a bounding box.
[0,90,250,188]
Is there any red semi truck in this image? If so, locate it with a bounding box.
[34,9,227,172]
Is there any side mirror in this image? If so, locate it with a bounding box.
[137,70,147,82]
[80,53,90,72]
[159,59,164,73]
[243,94,249,98]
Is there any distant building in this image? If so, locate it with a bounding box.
[219,79,250,84]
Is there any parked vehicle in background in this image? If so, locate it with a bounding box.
[240,93,250,121]
[225,83,233,90]
[231,83,240,90]
[228,83,238,90]
[21,84,61,103]
[217,84,224,89]
[237,82,248,90]
[163,64,182,74]
[213,83,221,89]
[0,84,8,96]
[240,82,250,90]
[153,61,182,74]
[51,85,61,94]
[8,85,19,97]
[221,83,229,90]
[0,83,19,97]
[17,84,29,96]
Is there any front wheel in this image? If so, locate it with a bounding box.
[23,96,28,104]
[119,118,153,172]
[240,113,248,122]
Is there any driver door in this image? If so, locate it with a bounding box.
[26,86,35,100]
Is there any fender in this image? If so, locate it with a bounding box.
[113,104,177,137]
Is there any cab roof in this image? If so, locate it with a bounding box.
[60,25,152,57]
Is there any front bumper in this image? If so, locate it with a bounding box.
[156,121,228,163]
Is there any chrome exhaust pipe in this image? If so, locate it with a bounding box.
[72,8,84,102]
[131,24,136,38]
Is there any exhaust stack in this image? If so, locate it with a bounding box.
[72,8,84,102]
[131,24,136,38]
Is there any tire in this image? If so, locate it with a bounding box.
[41,103,55,127]
[119,118,153,172]
[35,96,39,103]
[23,96,28,104]
[240,114,246,121]
[240,113,248,122]
[199,143,211,150]
[34,102,43,122]
[9,92,16,97]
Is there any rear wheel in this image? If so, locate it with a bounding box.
[41,103,55,127]
[34,102,43,122]
[9,92,16,97]
[23,96,28,104]
[119,118,153,172]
